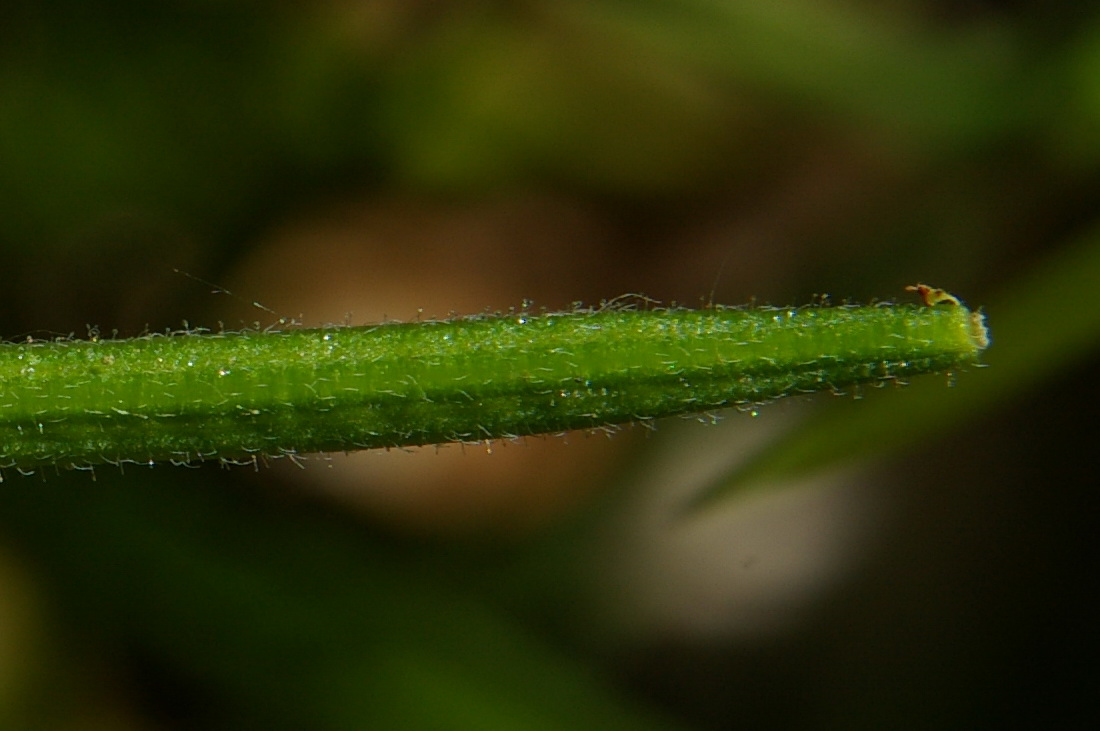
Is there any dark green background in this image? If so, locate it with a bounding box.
[1,1,1097,729]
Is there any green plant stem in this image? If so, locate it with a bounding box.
[0,303,988,473]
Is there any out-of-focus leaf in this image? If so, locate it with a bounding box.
[688,227,1100,510]
[0,472,680,731]
[377,11,739,194]
[1055,10,1100,165]
[579,0,1035,152]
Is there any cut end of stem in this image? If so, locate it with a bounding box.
[969,309,991,351]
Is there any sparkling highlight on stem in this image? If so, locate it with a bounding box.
[0,303,988,473]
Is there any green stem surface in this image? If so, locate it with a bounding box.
[0,304,988,472]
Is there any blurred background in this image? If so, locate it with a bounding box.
[1,0,1098,728]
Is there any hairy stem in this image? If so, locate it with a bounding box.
[0,303,988,473]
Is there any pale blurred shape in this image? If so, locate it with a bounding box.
[595,412,886,641]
